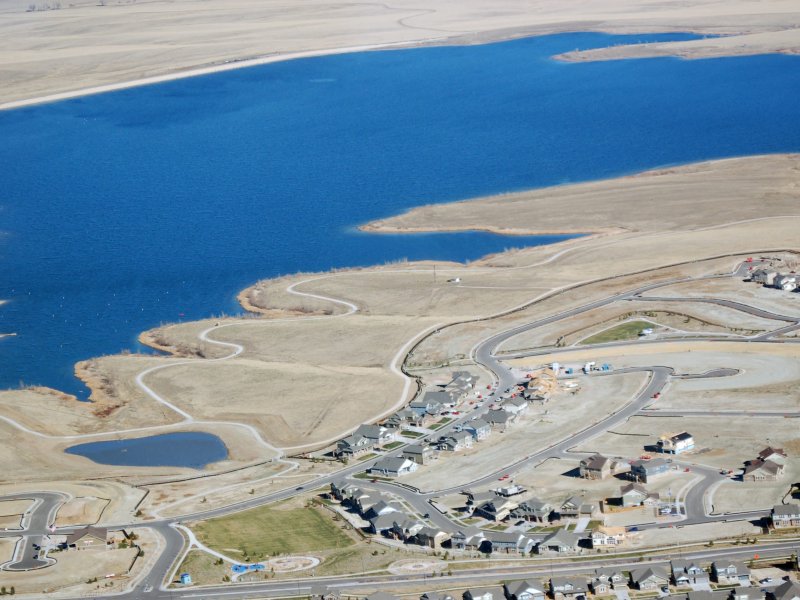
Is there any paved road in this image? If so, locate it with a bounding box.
[55,540,800,600]
[0,492,65,571]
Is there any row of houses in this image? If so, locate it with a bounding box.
[330,482,449,548]
[322,572,800,600]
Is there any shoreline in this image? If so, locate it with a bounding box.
[2,20,796,111]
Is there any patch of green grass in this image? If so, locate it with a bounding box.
[382,441,405,451]
[580,320,653,345]
[192,502,353,559]
[358,452,378,462]
[400,430,424,438]
[430,417,453,430]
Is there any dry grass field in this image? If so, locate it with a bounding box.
[55,496,110,526]
[2,0,799,106]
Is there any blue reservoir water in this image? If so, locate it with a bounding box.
[64,432,229,468]
[1,32,800,396]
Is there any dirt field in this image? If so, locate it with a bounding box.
[0,546,139,595]
[2,0,799,106]
[574,415,799,479]
[55,496,110,526]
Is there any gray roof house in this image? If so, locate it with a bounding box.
[336,434,372,456]
[510,498,553,523]
[672,560,709,586]
[619,482,658,507]
[631,566,670,590]
[369,456,418,477]
[390,515,425,541]
[473,497,518,522]
[630,458,671,482]
[421,593,455,600]
[403,444,434,465]
[579,454,613,480]
[440,431,474,452]
[504,580,546,600]
[466,418,491,441]
[451,526,485,550]
[771,503,800,529]
[770,581,800,600]
[538,528,581,554]
[550,577,588,600]
[412,526,449,549]
[502,397,529,416]
[463,587,505,600]
[368,512,401,534]
[363,500,401,521]
[485,409,516,429]
[355,424,395,444]
[711,561,751,585]
[481,531,534,554]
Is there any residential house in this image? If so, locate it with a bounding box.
[463,587,505,600]
[559,496,583,519]
[363,499,401,521]
[672,560,710,586]
[403,444,434,465]
[538,529,582,554]
[390,515,425,541]
[330,480,356,501]
[559,496,599,519]
[774,274,798,291]
[619,483,659,507]
[409,397,444,418]
[465,419,491,441]
[385,408,423,429]
[336,434,373,457]
[630,566,670,590]
[421,593,455,600]
[579,454,613,480]
[657,432,695,454]
[502,397,529,416]
[770,581,800,600]
[440,431,474,452]
[590,526,625,547]
[510,499,553,523]
[743,458,784,482]
[369,456,418,477]
[367,593,400,600]
[711,561,751,585]
[771,503,800,529]
[311,586,341,600]
[591,568,626,593]
[751,268,777,286]
[473,497,518,522]
[550,577,588,600]
[505,580,546,600]
[64,526,111,550]
[424,389,459,408]
[412,526,449,549]
[630,458,671,483]
[486,409,516,430]
[481,531,535,554]
[368,512,402,534]
[451,527,485,551]
[757,447,788,465]
[464,490,501,506]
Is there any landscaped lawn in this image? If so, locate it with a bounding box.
[192,502,353,559]
[580,320,652,345]
[400,430,424,438]
[382,441,404,451]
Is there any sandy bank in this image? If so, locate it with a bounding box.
[361,154,800,236]
[2,0,800,107]
[557,27,800,62]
